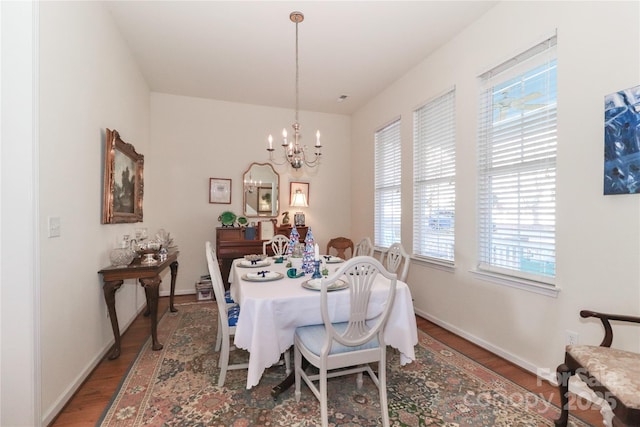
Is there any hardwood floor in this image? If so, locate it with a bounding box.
[49,295,605,426]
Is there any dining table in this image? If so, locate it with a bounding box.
[228,255,419,391]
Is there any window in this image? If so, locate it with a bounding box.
[477,35,557,284]
[413,89,456,262]
[374,119,401,248]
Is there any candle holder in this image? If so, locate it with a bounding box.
[312,260,322,279]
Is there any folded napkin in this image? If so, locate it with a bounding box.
[247,271,278,280]
[240,259,269,267]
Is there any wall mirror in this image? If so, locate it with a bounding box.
[243,162,279,218]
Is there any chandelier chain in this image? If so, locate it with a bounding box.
[266,11,322,170]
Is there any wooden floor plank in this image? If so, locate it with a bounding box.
[48,295,604,426]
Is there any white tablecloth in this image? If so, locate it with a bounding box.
[229,258,418,389]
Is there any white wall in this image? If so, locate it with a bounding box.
[38,2,150,423]
[147,93,351,294]
[351,0,640,378]
[1,2,39,425]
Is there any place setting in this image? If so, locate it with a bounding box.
[301,278,348,292]
[322,255,344,264]
[241,270,284,282]
[237,254,271,268]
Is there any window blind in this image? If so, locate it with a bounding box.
[477,35,557,283]
[374,119,402,248]
[413,89,456,262]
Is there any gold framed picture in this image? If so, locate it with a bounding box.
[102,128,144,224]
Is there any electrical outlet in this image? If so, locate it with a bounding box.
[565,330,579,346]
[48,216,61,238]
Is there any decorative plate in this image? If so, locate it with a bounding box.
[219,211,237,226]
[242,271,284,282]
[238,259,271,268]
[237,216,248,226]
[322,255,344,264]
[302,278,348,291]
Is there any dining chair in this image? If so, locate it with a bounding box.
[354,237,374,257]
[384,242,411,282]
[293,256,397,427]
[326,237,354,259]
[205,241,249,386]
[205,241,237,310]
[262,234,290,257]
[555,310,640,427]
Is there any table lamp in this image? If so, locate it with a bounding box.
[290,189,308,226]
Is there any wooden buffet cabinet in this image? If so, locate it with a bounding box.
[215,225,308,286]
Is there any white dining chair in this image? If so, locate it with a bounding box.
[293,256,397,427]
[205,241,234,305]
[385,242,411,282]
[354,237,374,257]
[206,241,248,386]
[262,234,290,257]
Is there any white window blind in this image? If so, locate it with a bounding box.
[477,35,557,283]
[413,89,456,262]
[374,119,401,248]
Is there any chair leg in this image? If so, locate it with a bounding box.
[319,367,329,427]
[554,363,573,427]
[378,358,390,427]
[217,332,230,387]
[294,345,302,402]
[356,371,363,389]
[215,312,223,352]
[284,348,291,375]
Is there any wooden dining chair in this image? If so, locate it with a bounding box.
[384,242,410,282]
[293,256,397,427]
[354,237,374,257]
[262,234,290,257]
[555,310,640,427]
[326,237,354,259]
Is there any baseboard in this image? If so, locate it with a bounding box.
[413,308,611,418]
[42,304,146,426]
[160,289,195,297]
[414,307,543,374]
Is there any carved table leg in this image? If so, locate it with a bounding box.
[140,275,163,351]
[103,279,124,360]
[169,260,179,312]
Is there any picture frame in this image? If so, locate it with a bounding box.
[258,187,273,212]
[209,178,232,204]
[290,181,310,205]
[102,128,144,224]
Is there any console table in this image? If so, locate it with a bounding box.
[98,250,179,360]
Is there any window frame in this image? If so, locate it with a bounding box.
[475,35,558,294]
[412,88,456,264]
[374,118,402,248]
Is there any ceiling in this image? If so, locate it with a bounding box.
[105,1,497,116]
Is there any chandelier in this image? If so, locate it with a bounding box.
[244,173,260,193]
[267,11,322,169]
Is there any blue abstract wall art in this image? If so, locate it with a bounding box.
[604,84,640,195]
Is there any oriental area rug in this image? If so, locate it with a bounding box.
[98,302,592,427]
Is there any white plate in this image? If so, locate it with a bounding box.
[242,271,284,282]
[322,256,343,264]
[238,259,271,268]
[301,278,348,291]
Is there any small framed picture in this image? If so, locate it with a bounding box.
[290,181,309,205]
[209,178,231,204]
